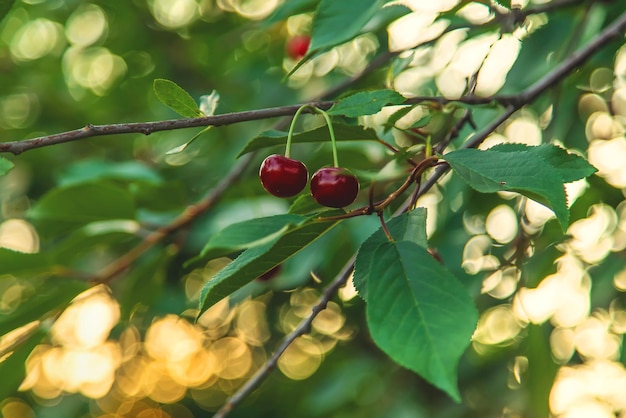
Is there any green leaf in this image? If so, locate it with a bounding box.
[199,214,307,261]
[237,123,379,156]
[29,182,136,239]
[309,0,382,52]
[366,240,478,401]
[328,90,406,117]
[354,210,428,301]
[0,248,55,276]
[197,216,340,317]
[494,0,511,8]
[0,328,46,401]
[0,0,15,25]
[264,0,319,25]
[488,143,597,183]
[153,78,203,118]
[0,279,88,337]
[58,159,162,186]
[0,156,14,176]
[442,147,572,230]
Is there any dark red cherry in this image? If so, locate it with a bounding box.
[286,35,310,60]
[310,167,359,208]
[259,154,308,198]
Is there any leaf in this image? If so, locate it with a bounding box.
[494,0,511,8]
[366,241,478,401]
[199,90,220,116]
[0,0,15,25]
[488,143,597,183]
[0,248,55,276]
[0,328,46,401]
[0,279,88,337]
[353,209,428,301]
[309,0,382,52]
[29,182,136,239]
[199,214,307,260]
[264,0,319,25]
[197,216,339,317]
[0,156,14,177]
[237,123,379,156]
[442,147,572,230]
[153,78,203,118]
[328,90,406,117]
[58,159,162,186]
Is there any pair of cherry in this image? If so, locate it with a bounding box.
[260,155,359,208]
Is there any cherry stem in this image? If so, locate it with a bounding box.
[285,104,312,158]
[310,107,339,167]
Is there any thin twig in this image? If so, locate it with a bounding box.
[212,11,626,417]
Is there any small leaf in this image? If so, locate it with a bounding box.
[328,90,406,117]
[237,123,379,156]
[165,126,211,155]
[199,214,307,260]
[353,209,428,301]
[0,279,88,337]
[153,79,203,118]
[29,182,136,239]
[0,328,46,400]
[494,0,511,8]
[367,240,478,401]
[199,90,220,116]
[0,156,14,176]
[309,0,382,52]
[442,147,571,230]
[197,215,340,317]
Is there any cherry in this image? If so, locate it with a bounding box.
[310,167,359,208]
[259,154,308,198]
[286,35,310,60]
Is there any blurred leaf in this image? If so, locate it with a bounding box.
[197,215,340,316]
[354,209,428,301]
[199,214,307,261]
[488,143,597,183]
[328,90,406,117]
[383,106,414,132]
[116,248,169,319]
[153,78,203,118]
[0,156,13,176]
[0,279,88,337]
[0,328,46,401]
[199,89,220,116]
[29,182,136,239]
[442,147,573,230]
[165,126,211,155]
[264,0,319,25]
[0,248,55,276]
[58,160,162,186]
[366,240,478,402]
[309,0,382,52]
[0,0,15,24]
[237,123,379,156]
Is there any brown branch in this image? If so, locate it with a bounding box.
[213,10,626,417]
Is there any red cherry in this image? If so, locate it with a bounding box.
[286,35,310,60]
[259,154,308,198]
[310,167,359,208]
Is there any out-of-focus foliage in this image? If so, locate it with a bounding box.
[0,1,626,418]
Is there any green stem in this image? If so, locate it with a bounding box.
[311,107,338,167]
[286,105,313,158]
